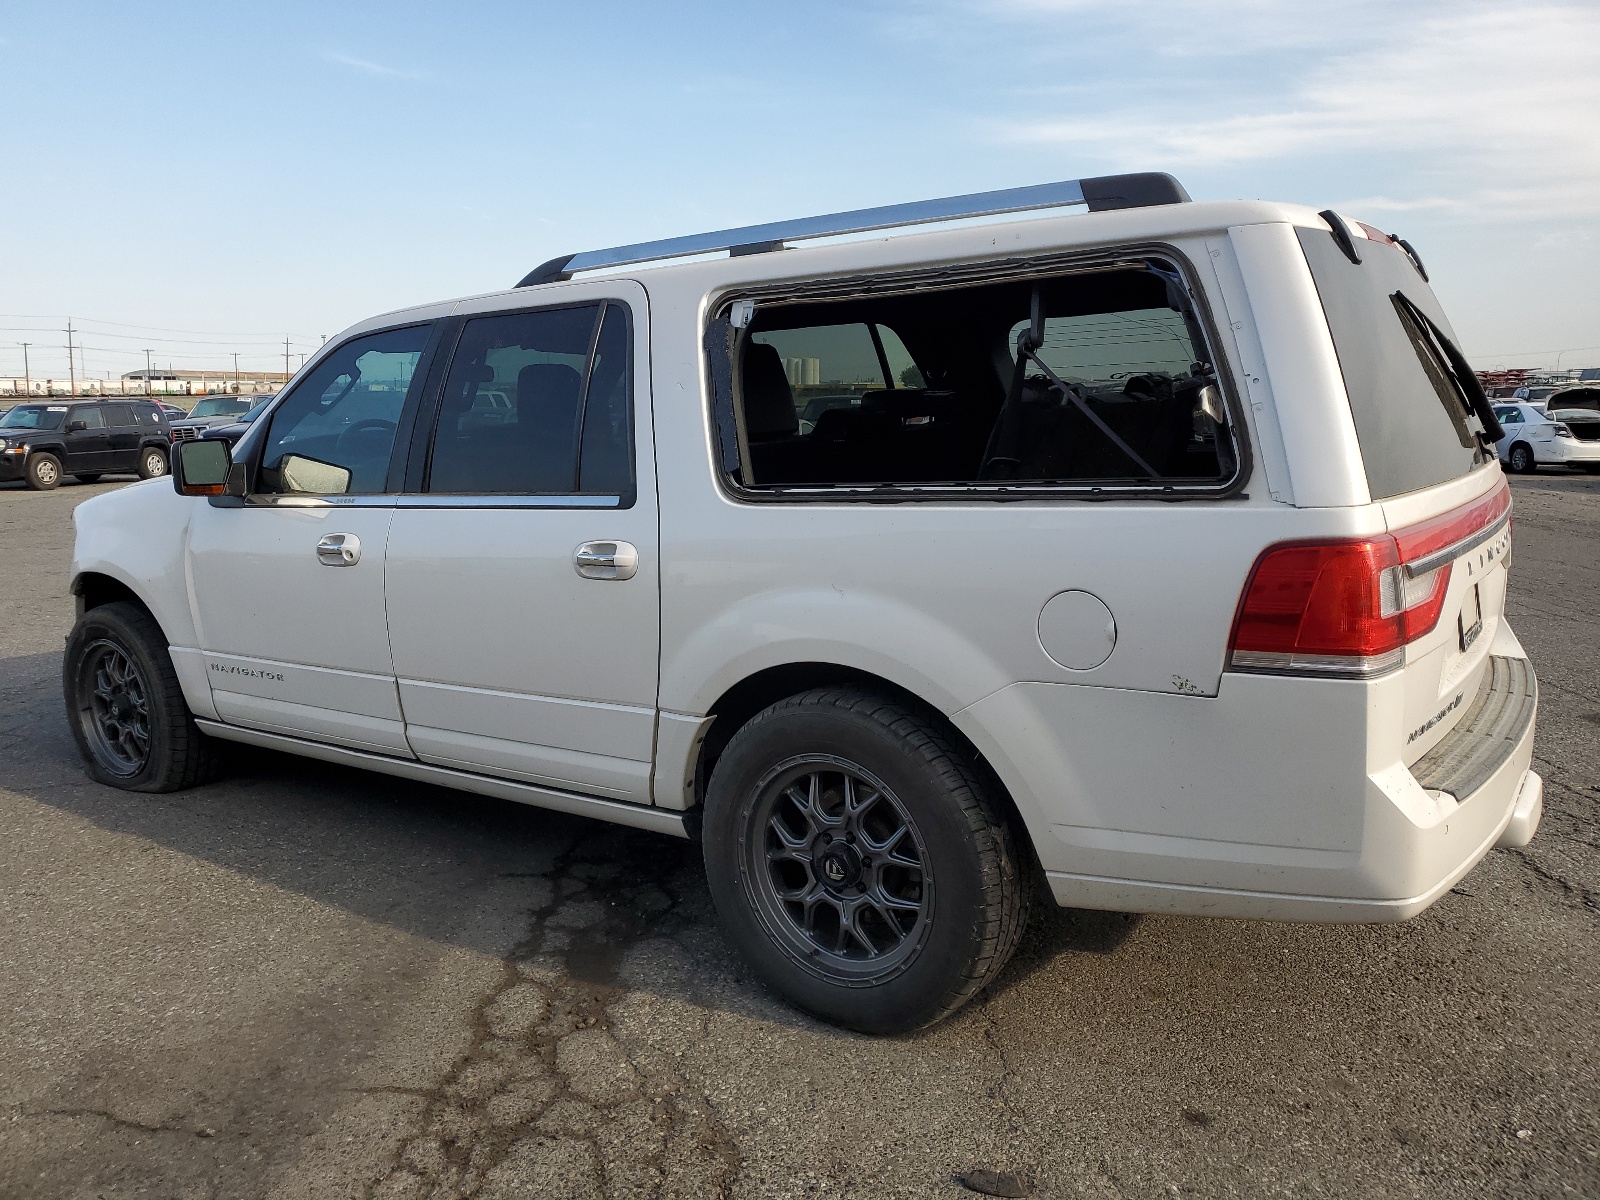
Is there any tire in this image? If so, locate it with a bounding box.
[63,601,220,792]
[1507,443,1536,474]
[137,446,169,480]
[702,688,1030,1034]
[74,473,104,484]
[26,452,62,490]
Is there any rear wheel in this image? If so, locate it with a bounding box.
[702,688,1029,1034]
[1507,442,1536,473]
[63,601,219,792]
[137,446,169,479]
[26,452,62,490]
[74,473,103,484]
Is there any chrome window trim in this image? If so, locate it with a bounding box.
[395,494,622,509]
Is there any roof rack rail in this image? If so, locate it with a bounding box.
[515,172,1188,287]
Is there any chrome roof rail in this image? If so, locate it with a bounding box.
[516,172,1189,287]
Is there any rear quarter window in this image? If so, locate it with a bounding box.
[1296,228,1487,499]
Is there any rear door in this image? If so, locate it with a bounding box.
[102,404,141,470]
[384,283,660,804]
[1296,222,1513,761]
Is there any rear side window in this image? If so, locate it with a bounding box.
[424,301,634,497]
[722,258,1238,496]
[1297,229,1489,499]
[103,404,136,428]
[71,407,106,429]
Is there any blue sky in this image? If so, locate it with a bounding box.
[2,0,1597,381]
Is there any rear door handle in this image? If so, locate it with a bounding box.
[316,533,361,566]
[573,540,638,580]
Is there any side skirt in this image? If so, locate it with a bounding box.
[195,719,690,839]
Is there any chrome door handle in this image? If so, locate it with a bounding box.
[573,540,638,580]
[316,533,362,566]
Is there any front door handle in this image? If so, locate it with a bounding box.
[316,533,361,566]
[573,540,638,581]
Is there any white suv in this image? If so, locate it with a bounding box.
[65,174,1541,1033]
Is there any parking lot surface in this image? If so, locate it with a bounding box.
[2,473,1596,1199]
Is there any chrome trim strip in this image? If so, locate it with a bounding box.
[394,494,622,509]
[1228,647,1406,679]
[564,180,1089,273]
[1404,509,1511,577]
[244,494,399,509]
[195,720,690,838]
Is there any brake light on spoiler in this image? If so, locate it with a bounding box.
[1229,478,1511,678]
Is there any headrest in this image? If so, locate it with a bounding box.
[741,342,798,439]
[517,363,582,419]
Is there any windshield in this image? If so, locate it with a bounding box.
[0,405,67,430]
[241,399,272,422]
[189,398,252,419]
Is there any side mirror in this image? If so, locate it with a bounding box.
[173,439,234,497]
[65,420,87,432]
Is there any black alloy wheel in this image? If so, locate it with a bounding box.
[744,755,934,983]
[75,638,152,778]
[703,688,1030,1034]
[63,601,219,792]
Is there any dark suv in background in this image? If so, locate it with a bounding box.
[0,400,172,489]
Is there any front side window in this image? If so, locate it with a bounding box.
[425,302,633,496]
[260,325,430,495]
[726,259,1233,493]
[1494,406,1522,425]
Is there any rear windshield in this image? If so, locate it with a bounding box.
[0,405,67,430]
[1297,229,1489,499]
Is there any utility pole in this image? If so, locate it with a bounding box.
[144,348,154,396]
[19,343,30,394]
[66,320,76,396]
[283,338,291,383]
[299,353,307,369]
[233,352,240,392]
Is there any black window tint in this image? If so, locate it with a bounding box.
[577,305,633,494]
[133,405,161,426]
[1296,229,1486,499]
[72,407,106,429]
[104,404,136,428]
[427,304,614,495]
[260,325,429,495]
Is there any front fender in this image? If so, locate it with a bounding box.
[71,479,200,649]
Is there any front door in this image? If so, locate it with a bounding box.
[385,287,660,804]
[63,405,111,472]
[186,323,437,754]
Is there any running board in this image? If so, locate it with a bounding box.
[195,719,691,839]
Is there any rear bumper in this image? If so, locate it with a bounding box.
[1541,438,1600,463]
[959,651,1540,925]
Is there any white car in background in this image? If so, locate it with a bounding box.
[1492,402,1600,474]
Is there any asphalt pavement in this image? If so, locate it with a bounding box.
[1,471,1596,1199]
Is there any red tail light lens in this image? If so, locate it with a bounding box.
[1229,479,1509,678]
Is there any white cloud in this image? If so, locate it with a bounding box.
[319,50,420,79]
[995,4,1600,219]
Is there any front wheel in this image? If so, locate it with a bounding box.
[1507,443,1536,474]
[137,446,169,479]
[702,689,1029,1034]
[26,452,62,490]
[63,601,219,792]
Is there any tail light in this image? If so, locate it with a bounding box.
[1229,479,1510,679]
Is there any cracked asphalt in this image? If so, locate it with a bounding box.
[1,472,1596,1199]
